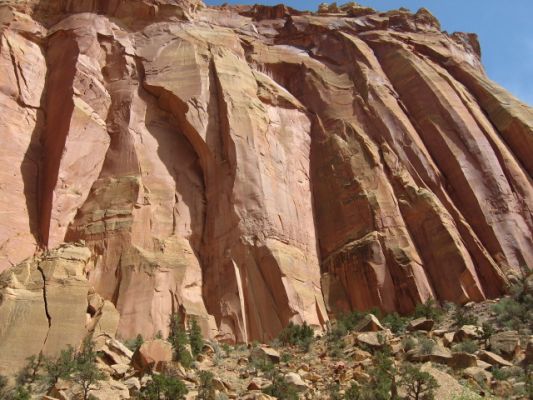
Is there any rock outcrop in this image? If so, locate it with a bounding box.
[0,0,531,369]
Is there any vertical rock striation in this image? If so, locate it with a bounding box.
[0,0,531,370]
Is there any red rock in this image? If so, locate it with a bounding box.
[132,339,173,372]
[0,1,531,373]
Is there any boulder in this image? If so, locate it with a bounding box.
[448,352,478,369]
[407,318,434,332]
[132,339,173,372]
[489,331,521,359]
[463,367,492,386]
[477,350,514,367]
[454,325,482,342]
[525,337,533,364]
[250,346,280,364]
[406,345,452,364]
[284,372,308,392]
[353,314,385,332]
[356,332,389,349]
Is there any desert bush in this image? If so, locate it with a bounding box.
[262,370,299,400]
[418,338,436,355]
[168,314,193,368]
[492,266,533,331]
[413,299,444,322]
[453,307,479,327]
[278,321,315,352]
[140,372,188,400]
[197,370,216,400]
[188,318,204,357]
[454,340,479,354]
[382,312,408,334]
[348,349,396,400]
[398,363,439,400]
[402,336,417,352]
[125,334,144,352]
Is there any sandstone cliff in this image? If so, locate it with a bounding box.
[0,0,531,365]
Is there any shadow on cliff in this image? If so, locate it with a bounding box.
[21,105,45,247]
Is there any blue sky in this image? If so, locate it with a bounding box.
[205,0,533,106]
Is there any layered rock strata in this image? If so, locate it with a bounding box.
[0,0,531,364]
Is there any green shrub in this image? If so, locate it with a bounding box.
[251,357,275,374]
[454,340,478,354]
[382,312,408,334]
[492,267,533,331]
[197,370,216,400]
[39,345,77,387]
[262,370,299,400]
[349,349,395,400]
[278,322,315,352]
[168,314,193,368]
[188,318,204,357]
[75,338,106,400]
[140,372,188,400]
[125,334,144,352]
[418,338,436,355]
[413,299,444,322]
[398,363,439,400]
[327,382,342,400]
[402,336,417,352]
[453,307,479,327]
[0,376,9,397]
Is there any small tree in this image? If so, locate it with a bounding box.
[140,373,188,400]
[168,313,193,368]
[413,299,443,322]
[398,363,438,400]
[39,345,77,387]
[278,322,315,352]
[74,338,106,400]
[0,375,9,397]
[197,370,216,400]
[125,334,144,352]
[262,370,298,400]
[188,318,204,357]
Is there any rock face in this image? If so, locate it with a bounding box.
[0,0,532,364]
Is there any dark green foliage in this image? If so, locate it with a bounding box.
[0,375,8,397]
[16,355,39,386]
[402,336,417,352]
[480,322,494,346]
[140,373,188,400]
[327,382,342,400]
[278,322,315,352]
[492,266,533,331]
[453,307,478,327]
[413,299,444,322]
[344,382,362,400]
[168,314,193,368]
[197,370,216,400]
[418,338,436,355]
[262,370,299,400]
[382,312,408,334]
[398,363,439,400]
[280,352,292,363]
[5,386,31,400]
[348,349,396,400]
[188,318,204,357]
[125,334,144,352]
[453,339,478,354]
[251,357,275,374]
[39,345,77,386]
[75,338,106,400]
[326,322,347,358]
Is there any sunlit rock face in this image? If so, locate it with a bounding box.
[0,0,531,358]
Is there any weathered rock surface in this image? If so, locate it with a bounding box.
[0,0,532,373]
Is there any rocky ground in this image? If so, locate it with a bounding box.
[3,286,530,400]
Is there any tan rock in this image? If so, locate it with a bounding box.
[250,346,280,364]
[284,372,308,392]
[132,339,173,372]
[407,318,435,332]
[477,350,514,367]
[0,244,92,376]
[489,331,521,359]
[448,352,478,369]
[353,314,385,332]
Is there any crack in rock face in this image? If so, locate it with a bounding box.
[0,0,532,375]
